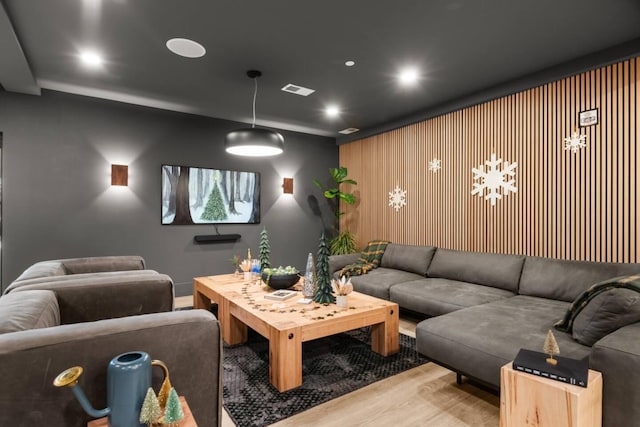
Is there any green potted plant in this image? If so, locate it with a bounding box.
[312,166,358,255]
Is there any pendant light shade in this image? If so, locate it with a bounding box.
[225,128,284,156]
[225,70,285,157]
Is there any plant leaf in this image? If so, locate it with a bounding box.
[331,167,347,183]
[341,179,358,186]
[339,193,356,204]
[324,189,338,199]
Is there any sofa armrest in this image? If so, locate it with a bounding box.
[590,322,640,427]
[328,253,361,277]
[9,272,174,324]
[0,310,221,427]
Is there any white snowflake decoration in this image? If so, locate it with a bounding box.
[428,158,441,173]
[563,131,587,153]
[471,153,517,206]
[388,185,407,212]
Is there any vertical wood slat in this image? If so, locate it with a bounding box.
[339,56,639,263]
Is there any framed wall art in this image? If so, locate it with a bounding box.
[162,164,260,225]
[579,108,598,127]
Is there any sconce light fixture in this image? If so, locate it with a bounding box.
[111,164,128,186]
[282,177,293,194]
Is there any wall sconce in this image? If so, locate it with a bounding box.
[111,164,128,186]
[282,177,293,194]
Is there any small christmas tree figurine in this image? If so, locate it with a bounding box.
[163,387,184,426]
[157,373,172,409]
[543,329,560,366]
[139,387,161,426]
[314,231,335,304]
[259,227,271,271]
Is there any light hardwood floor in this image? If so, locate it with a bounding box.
[175,296,500,426]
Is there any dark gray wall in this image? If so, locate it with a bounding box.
[0,90,338,294]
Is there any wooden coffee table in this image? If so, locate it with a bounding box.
[193,274,399,392]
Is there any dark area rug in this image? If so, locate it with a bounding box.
[223,327,429,427]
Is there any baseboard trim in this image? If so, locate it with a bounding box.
[174,281,192,297]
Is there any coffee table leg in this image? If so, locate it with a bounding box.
[269,326,302,392]
[220,298,247,345]
[371,305,399,356]
[193,284,211,310]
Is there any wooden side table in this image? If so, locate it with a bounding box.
[88,396,197,427]
[500,363,602,427]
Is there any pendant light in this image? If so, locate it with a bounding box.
[225,70,284,156]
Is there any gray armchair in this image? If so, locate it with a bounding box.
[0,257,222,427]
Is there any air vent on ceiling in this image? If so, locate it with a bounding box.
[339,128,360,135]
[281,84,315,96]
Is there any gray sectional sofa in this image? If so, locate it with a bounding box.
[329,244,640,427]
[0,256,222,427]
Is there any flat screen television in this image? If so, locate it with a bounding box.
[161,164,260,225]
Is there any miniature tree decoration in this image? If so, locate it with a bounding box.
[163,387,184,426]
[543,329,560,366]
[157,373,172,409]
[259,227,271,271]
[139,387,161,426]
[314,231,335,304]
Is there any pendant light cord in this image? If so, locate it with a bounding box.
[252,77,258,128]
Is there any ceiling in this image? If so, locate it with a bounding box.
[2,0,640,140]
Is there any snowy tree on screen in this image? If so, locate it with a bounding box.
[201,182,228,221]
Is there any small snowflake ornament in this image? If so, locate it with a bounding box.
[388,185,407,212]
[471,153,517,206]
[563,130,587,153]
[428,158,441,173]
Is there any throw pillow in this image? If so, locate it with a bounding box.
[555,273,640,333]
[572,288,640,346]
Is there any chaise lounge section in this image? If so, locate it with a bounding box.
[329,244,640,427]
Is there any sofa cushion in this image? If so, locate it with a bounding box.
[426,248,524,292]
[62,256,146,274]
[0,290,60,334]
[519,257,640,302]
[572,288,640,346]
[4,270,160,295]
[416,295,591,387]
[381,244,436,276]
[11,261,66,285]
[390,278,514,317]
[346,268,424,300]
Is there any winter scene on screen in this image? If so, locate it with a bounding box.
[162,165,260,225]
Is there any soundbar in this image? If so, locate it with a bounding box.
[193,234,241,244]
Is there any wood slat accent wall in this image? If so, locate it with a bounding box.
[340,57,639,262]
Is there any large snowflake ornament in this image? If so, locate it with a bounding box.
[428,158,441,173]
[388,185,407,212]
[471,153,517,206]
[563,131,587,153]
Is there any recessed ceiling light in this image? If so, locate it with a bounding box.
[326,105,340,118]
[79,50,103,68]
[398,67,419,86]
[345,60,355,67]
[166,38,206,58]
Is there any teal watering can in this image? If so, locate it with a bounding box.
[54,351,169,427]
